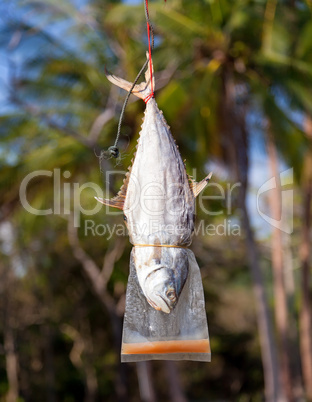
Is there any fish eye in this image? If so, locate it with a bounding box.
[123,215,127,222]
[166,289,176,300]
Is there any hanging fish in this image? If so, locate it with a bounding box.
[96,55,211,314]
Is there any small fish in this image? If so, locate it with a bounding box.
[97,54,211,313]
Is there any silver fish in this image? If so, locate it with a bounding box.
[97,55,211,313]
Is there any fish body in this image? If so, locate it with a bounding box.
[97,56,211,313]
[124,98,194,246]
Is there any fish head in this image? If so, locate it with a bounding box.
[144,267,177,313]
[134,247,189,313]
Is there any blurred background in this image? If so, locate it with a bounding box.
[0,0,312,401]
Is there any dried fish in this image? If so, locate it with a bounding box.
[96,55,211,314]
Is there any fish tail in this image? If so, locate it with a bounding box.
[105,53,155,101]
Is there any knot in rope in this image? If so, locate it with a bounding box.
[99,145,120,161]
[144,93,154,104]
[107,146,119,158]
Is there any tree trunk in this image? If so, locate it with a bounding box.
[42,325,57,402]
[300,171,312,400]
[62,323,98,402]
[221,72,281,401]
[4,325,19,402]
[136,362,156,402]
[266,131,294,402]
[283,233,304,400]
[240,200,281,402]
[299,116,312,400]
[164,361,187,402]
[2,261,19,402]
[84,365,98,402]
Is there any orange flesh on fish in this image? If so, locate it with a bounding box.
[122,339,210,355]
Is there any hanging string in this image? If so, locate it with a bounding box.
[144,0,154,103]
[101,0,155,160]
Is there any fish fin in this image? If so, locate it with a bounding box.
[95,196,124,210]
[189,172,212,198]
[105,53,154,100]
[95,168,132,210]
